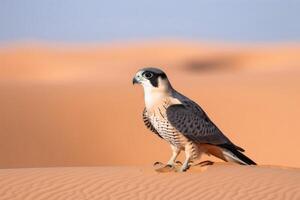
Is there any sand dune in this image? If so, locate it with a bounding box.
[1,41,300,82]
[0,41,300,169]
[1,41,300,199]
[0,165,299,200]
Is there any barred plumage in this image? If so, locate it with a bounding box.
[134,67,256,172]
[143,109,162,138]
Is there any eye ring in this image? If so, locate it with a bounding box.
[142,72,153,79]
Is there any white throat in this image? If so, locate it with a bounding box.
[142,78,172,109]
[143,87,165,108]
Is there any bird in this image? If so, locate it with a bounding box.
[132,67,256,172]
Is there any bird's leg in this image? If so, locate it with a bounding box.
[180,154,191,172]
[179,142,196,172]
[167,145,181,167]
[153,145,181,172]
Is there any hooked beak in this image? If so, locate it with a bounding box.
[132,77,139,85]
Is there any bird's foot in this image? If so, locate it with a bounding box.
[154,161,211,172]
[175,161,183,166]
[153,161,183,173]
[178,164,190,172]
[176,160,191,172]
[153,162,175,172]
[176,160,214,172]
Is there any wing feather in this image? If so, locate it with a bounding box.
[166,101,234,145]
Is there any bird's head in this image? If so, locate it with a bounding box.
[132,67,171,89]
[133,67,174,108]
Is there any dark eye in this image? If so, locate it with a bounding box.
[142,72,153,79]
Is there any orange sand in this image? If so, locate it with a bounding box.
[1,41,300,168]
[1,41,300,199]
[0,165,299,200]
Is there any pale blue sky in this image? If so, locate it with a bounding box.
[1,0,299,42]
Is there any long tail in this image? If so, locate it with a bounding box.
[218,144,256,165]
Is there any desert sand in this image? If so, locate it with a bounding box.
[0,41,300,199]
[0,165,299,200]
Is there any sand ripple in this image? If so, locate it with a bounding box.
[0,165,299,200]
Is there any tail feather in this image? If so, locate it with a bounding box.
[234,145,245,152]
[218,144,256,165]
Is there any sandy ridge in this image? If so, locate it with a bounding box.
[0,165,299,200]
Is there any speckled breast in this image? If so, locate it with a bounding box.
[149,110,186,148]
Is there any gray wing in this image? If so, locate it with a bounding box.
[143,108,162,138]
[166,101,243,150]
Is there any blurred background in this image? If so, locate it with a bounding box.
[0,0,300,168]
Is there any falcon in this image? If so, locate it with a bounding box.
[133,67,256,172]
